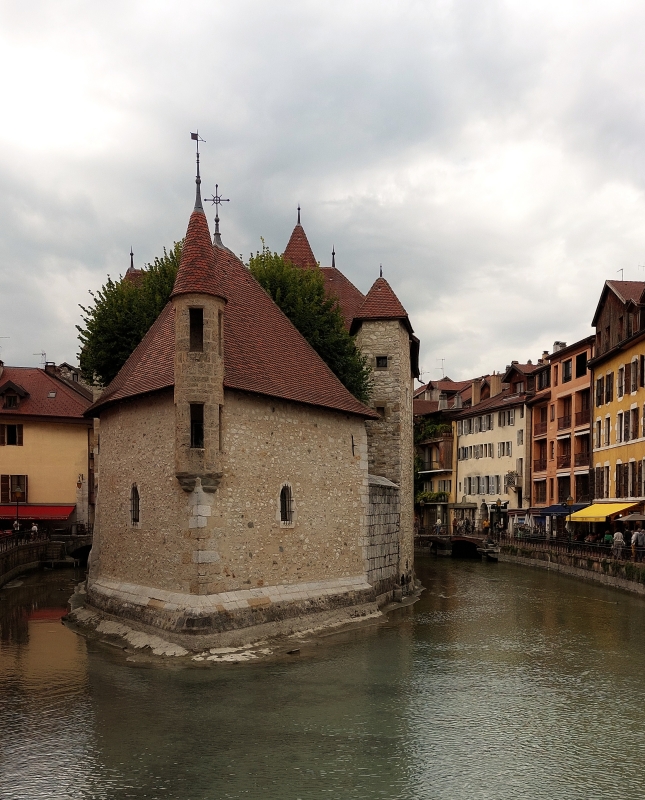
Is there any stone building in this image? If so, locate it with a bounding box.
[84,169,418,648]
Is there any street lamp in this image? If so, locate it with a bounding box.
[14,484,22,533]
[566,494,574,545]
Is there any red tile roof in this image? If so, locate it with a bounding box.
[0,367,92,419]
[413,399,439,415]
[283,224,318,270]
[320,267,365,330]
[89,224,377,420]
[606,280,645,304]
[353,277,409,322]
[171,209,226,299]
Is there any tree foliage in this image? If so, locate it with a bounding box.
[248,244,372,403]
[77,242,182,386]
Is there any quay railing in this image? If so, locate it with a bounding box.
[496,533,645,562]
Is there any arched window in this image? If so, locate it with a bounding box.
[280,485,293,524]
[130,484,140,525]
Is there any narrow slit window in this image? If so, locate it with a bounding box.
[280,485,293,523]
[190,404,204,448]
[131,484,140,525]
[189,308,204,352]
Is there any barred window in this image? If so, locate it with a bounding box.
[131,484,140,525]
[280,485,293,523]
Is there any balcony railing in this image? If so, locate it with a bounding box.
[575,409,590,426]
[557,454,571,468]
[533,458,547,472]
[418,462,450,472]
[534,421,547,436]
[574,452,590,467]
[557,415,572,430]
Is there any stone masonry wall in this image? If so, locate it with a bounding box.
[365,479,400,597]
[91,389,371,598]
[356,319,414,584]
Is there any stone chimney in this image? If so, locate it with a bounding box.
[553,341,567,353]
[44,362,56,375]
[438,392,448,410]
[489,373,502,397]
[471,380,481,406]
[453,393,463,409]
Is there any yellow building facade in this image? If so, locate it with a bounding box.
[589,281,645,514]
[0,362,93,528]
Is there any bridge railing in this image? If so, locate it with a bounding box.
[496,533,644,561]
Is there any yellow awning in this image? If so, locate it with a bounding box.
[570,502,638,522]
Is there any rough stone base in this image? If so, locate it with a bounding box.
[85,575,379,650]
[499,547,645,596]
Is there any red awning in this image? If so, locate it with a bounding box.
[0,504,75,521]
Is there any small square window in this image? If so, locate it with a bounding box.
[4,395,17,408]
[376,406,386,417]
[376,356,388,369]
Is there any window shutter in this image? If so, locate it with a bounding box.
[641,356,645,388]
[625,413,630,443]
[0,475,8,503]
[16,425,23,446]
[633,360,639,393]
[640,461,644,498]
[626,362,632,394]
[633,410,640,440]
[0,425,4,446]
[509,409,515,426]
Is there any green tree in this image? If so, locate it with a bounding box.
[77,242,182,386]
[248,244,372,403]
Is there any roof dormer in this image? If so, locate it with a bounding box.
[0,379,28,409]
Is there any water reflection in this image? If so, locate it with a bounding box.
[2,561,645,798]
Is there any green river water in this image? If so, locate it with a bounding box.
[1,557,645,799]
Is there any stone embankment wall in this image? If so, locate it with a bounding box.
[500,543,645,596]
[0,540,61,588]
[365,477,400,599]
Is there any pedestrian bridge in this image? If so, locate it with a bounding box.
[415,533,485,557]
[0,532,92,587]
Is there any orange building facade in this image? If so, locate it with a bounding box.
[528,337,594,524]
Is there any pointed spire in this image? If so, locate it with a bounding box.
[130,247,134,271]
[380,264,383,278]
[190,131,205,213]
[332,246,336,269]
[297,204,301,225]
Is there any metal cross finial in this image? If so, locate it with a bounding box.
[190,131,205,210]
[379,264,383,278]
[130,247,134,271]
[297,205,301,225]
[205,184,230,212]
[332,246,336,269]
[206,185,230,247]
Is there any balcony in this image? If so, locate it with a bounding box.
[557,415,572,430]
[534,421,547,436]
[574,452,590,467]
[575,409,590,426]
[557,454,571,469]
[533,458,547,472]
[418,462,450,473]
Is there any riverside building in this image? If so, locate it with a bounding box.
[580,280,645,527]
[453,369,531,533]
[84,157,419,649]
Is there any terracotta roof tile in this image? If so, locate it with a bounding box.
[89,219,377,420]
[606,280,645,304]
[283,224,318,270]
[171,209,226,299]
[353,277,409,322]
[320,267,365,330]
[413,399,439,415]
[0,367,91,419]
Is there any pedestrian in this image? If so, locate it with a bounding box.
[30,522,38,541]
[613,529,625,560]
[603,530,613,547]
[637,527,645,562]
[12,519,19,534]
[632,529,638,561]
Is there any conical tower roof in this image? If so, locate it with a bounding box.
[283,209,318,269]
[353,277,408,322]
[171,207,226,299]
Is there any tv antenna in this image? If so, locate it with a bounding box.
[33,351,46,365]
[617,268,624,280]
[436,357,446,379]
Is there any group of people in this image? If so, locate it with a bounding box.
[11,520,39,540]
[583,528,645,560]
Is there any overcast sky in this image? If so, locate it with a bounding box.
[2,0,645,383]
